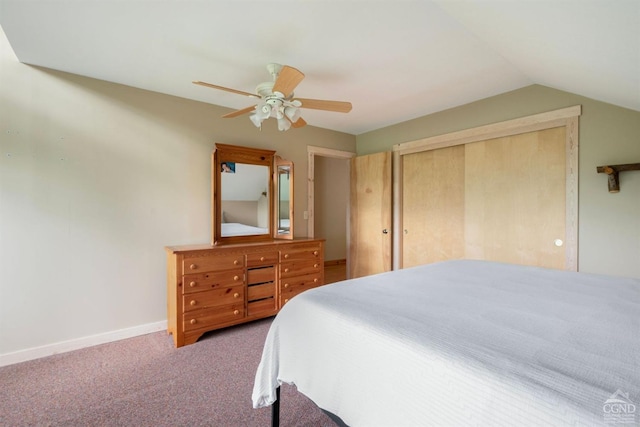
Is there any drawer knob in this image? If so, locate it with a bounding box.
[284,268,289,273]
[284,283,289,288]
[190,300,197,306]
[233,292,240,298]
[233,309,240,315]
[189,264,197,270]
[260,256,265,261]
[284,254,289,259]
[314,263,319,268]
[233,275,239,281]
[233,259,240,265]
[314,278,318,283]
[284,298,289,304]
[313,251,318,256]
[189,281,197,287]
[190,319,197,325]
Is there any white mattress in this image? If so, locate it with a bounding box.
[252,260,640,426]
[221,222,268,236]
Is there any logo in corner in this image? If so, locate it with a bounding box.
[603,389,636,424]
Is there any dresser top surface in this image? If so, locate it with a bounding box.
[165,238,324,254]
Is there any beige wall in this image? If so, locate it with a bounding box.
[0,28,355,360]
[357,85,640,279]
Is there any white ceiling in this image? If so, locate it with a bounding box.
[1,0,638,135]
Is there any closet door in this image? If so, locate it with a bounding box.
[349,152,392,278]
[401,126,567,270]
[464,127,566,269]
[402,145,465,268]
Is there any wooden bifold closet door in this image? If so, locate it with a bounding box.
[402,126,567,270]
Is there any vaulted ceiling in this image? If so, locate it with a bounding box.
[1,0,638,135]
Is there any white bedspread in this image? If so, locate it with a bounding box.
[221,222,268,236]
[252,260,640,426]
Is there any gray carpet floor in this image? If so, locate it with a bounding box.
[0,318,335,426]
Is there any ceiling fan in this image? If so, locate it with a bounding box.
[193,63,352,131]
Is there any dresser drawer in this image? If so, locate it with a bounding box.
[248,298,277,317]
[182,269,244,294]
[183,303,245,332]
[247,266,276,285]
[280,272,322,302]
[182,285,244,312]
[248,282,276,301]
[246,251,278,267]
[281,259,322,278]
[183,253,244,273]
[280,244,322,262]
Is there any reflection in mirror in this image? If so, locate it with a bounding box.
[220,163,270,237]
[274,157,294,240]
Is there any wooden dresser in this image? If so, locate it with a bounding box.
[166,239,324,347]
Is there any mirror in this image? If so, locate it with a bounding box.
[212,143,275,245]
[274,156,294,239]
[221,164,270,235]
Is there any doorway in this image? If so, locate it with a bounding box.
[307,146,355,278]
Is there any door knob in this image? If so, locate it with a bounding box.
[382,229,389,234]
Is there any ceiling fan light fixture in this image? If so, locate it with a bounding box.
[284,106,301,122]
[255,100,271,119]
[277,117,291,131]
[249,113,264,128]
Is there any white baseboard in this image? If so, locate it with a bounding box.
[0,320,167,367]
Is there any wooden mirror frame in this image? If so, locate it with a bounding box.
[212,143,276,245]
[274,156,294,240]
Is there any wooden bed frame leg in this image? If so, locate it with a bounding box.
[271,386,280,427]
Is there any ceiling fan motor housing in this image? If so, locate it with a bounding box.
[255,81,275,97]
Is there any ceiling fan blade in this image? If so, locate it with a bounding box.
[295,98,352,113]
[221,105,257,118]
[193,81,259,98]
[272,66,305,98]
[291,117,307,128]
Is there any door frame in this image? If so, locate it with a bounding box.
[306,145,356,239]
[392,105,581,271]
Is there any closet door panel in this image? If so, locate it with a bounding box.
[402,145,465,268]
[464,127,566,269]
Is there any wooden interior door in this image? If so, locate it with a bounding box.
[402,145,465,268]
[349,152,392,278]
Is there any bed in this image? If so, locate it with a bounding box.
[221,222,268,237]
[252,260,640,426]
